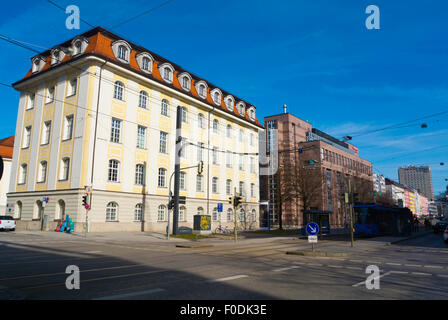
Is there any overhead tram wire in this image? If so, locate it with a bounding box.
[0,33,262,137]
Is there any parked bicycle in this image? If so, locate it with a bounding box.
[215,225,232,234]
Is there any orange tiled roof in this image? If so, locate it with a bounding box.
[15,27,263,129]
[0,136,14,158]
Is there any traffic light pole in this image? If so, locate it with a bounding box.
[348,179,354,248]
[172,106,183,236]
[233,188,238,243]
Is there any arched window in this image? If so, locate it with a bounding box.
[197,207,204,215]
[157,205,166,221]
[18,164,27,185]
[181,107,188,123]
[226,124,232,138]
[225,97,233,110]
[142,57,150,71]
[68,78,77,96]
[181,76,190,90]
[212,207,218,221]
[198,84,206,98]
[213,92,221,105]
[198,113,205,129]
[158,168,167,188]
[237,103,245,116]
[14,201,22,219]
[227,208,233,222]
[213,119,219,134]
[139,90,148,108]
[56,200,65,220]
[251,209,256,222]
[161,99,169,116]
[34,200,43,220]
[106,202,118,221]
[74,41,82,55]
[114,81,124,100]
[239,209,245,222]
[179,206,186,221]
[108,159,120,182]
[134,204,143,221]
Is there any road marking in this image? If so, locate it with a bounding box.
[328,265,343,268]
[93,288,165,300]
[404,264,422,267]
[390,271,408,274]
[386,263,402,266]
[352,271,392,287]
[436,275,448,278]
[424,265,443,269]
[207,275,248,283]
[349,260,363,263]
[366,261,382,264]
[86,251,102,254]
[411,272,432,276]
[307,263,323,267]
[273,266,300,272]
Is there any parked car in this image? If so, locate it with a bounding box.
[434,219,448,234]
[0,215,15,231]
[444,226,448,244]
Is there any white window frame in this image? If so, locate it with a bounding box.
[106,202,118,221]
[63,115,74,141]
[135,164,145,186]
[158,168,167,188]
[110,118,122,143]
[59,158,70,181]
[159,131,168,153]
[137,125,147,149]
[41,120,51,145]
[108,159,120,182]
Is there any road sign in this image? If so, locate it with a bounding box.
[308,235,318,243]
[179,196,186,204]
[306,222,319,236]
[217,203,223,212]
[85,185,92,194]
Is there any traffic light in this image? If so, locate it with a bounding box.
[234,196,242,208]
[168,199,175,210]
[197,161,204,174]
[82,195,87,207]
[228,197,233,205]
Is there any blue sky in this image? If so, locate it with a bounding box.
[0,0,447,194]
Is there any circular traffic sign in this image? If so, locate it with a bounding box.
[306,222,319,236]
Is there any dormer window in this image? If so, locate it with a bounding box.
[178,72,191,91]
[51,50,61,65]
[71,37,89,56]
[199,85,205,97]
[74,41,82,55]
[111,40,131,64]
[31,56,46,73]
[210,89,222,106]
[32,60,40,73]
[159,63,174,83]
[195,81,207,99]
[248,107,256,121]
[237,102,246,116]
[136,52,153,74]
[225,96,234,111]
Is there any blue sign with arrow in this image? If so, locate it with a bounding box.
[306,222,319,236]
[217,203,223,213]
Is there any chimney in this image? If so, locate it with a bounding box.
[283,104,287,114]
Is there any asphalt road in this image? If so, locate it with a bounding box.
[0,231,447,300]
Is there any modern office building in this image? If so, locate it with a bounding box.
[7,27,263,232]
[263,110,373,230]
[398,166,434,201]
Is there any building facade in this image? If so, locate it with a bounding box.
[263,112,373,230]
[7,27,263,232]
[398,166,434,201]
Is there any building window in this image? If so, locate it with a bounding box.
[250,133,254,146]
[113,81,124,100]
[161,99,169,116]
[198,113,205,129]
[226,125,232,138]
[135,164,145,185]
[37,161,47,183]
[134,204,143,221]
[239,209,245,222]
[251,210,256,222]
[142,57,150,71]
[181,107,188,123]
[213,92,221,105]
[226,151,232,168]
[213,119,218,133]
[63,115,74,141]
[251,183,255,198]
[179,206,186,221]
[74,41,82,55]
[196,175,204,192]
[197,142,204,161]
[157,205,166,221]
[239,129,243,142]
[180,171,186,190]
[18,164,27,185]
[46,86,55,104]
[139,90,148,109]
[212,177,219,193]
[106,202,118,221]
[110,118,122,143]
[239,181,244,196]
[27,93,35,110]
[59,157,70,181]
[158,168,167,188]
[212,147,219,165]
[41,121,51,145]
[137,125,147,149]
[198,84,206,98]
[226,98,233,110]
[23,126,31,148]
[118,45,128,61]
[197,207,204,215]
[56,200,65,220]
[250,157,255,173]
[227,208,233,222]
[159,131,168,153]
[212,208,218,221]
[163,68,172,82]
[182,77,190,90]
[226,179,232,195]
[67,78,77,97]
[108,159,120,182]
[239,155,244,171]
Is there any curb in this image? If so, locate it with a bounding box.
[286,250,350,257]
[388,231,433,245]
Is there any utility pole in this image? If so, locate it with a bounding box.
[348,179,354,247]
[172,106,183,236]
[233,187,238,243]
